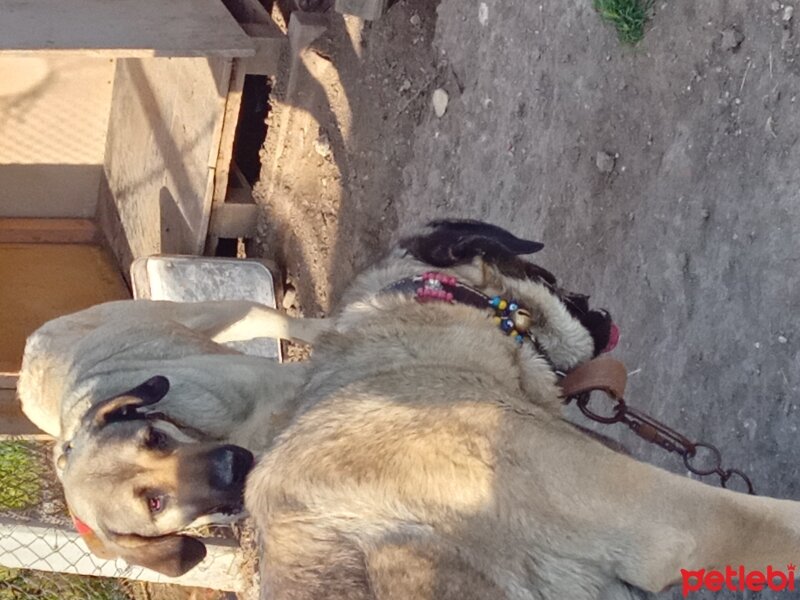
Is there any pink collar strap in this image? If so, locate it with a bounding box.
[72,514,93,536]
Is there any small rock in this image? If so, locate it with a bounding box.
[399,79,412,93]
[282,287,297,310]
[778,335,789,344]
[478,2,489,25]
[409,13,421,26]
[314,131,332,158]
[720,27,744,51]
[783,5,794,20]
[595,151,616,174]
[432,88,449,117]
[771,0,781,11]
[766,115,778,137]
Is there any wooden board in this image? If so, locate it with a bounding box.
[0,389,49,438]
[0,244,129,375]
[99,57,232,271]
[335,0,389,20]
[213,61,248,209]
[0,219,98,244]
[0,56,114,218]
[212,11,285,212]
[0,0,254,58]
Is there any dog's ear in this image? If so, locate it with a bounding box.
[104,531,207,577]
[401,219,544,267]
[88,376,170,428]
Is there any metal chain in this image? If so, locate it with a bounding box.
[565,392,756,495]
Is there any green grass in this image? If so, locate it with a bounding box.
[594,0,654,44]
[0,567,131,600]
[0,442,41,510]
[0,444,136,599]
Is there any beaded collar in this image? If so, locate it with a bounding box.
[382,271,553,364]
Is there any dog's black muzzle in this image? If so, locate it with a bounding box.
[209,445,254,491]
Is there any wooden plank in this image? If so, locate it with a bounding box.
[100,57,232,269]
[0,219,98,244]
[209,203,259,239]
[212,6,284,218]
[0,0,254,58]
[221,0,274,23]
[240,22,286,76]
[213,62,248,208]
[0,389,49,438]
[0,244,130,374]
[0,373,17,389]
[335,0,389,20]
[191,59,235,256]
[287,12,329,56]
[0,55,115,218]
[0,518,243,591]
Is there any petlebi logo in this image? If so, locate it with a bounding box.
[681,564,797,596]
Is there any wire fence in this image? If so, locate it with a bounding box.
[0,439,70,529]
[0,439,243,599]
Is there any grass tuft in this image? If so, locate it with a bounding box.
[0,567,131,600]
[0,442,41,510]
[594,0,654,45]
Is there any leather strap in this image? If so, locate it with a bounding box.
[559,355,627,400]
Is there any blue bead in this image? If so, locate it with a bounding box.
[490,296,501,307]
[515,334,525,344]
[509,302,519,312]
[501,319,514,332]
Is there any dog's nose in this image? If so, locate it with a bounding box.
[209,445,254,490]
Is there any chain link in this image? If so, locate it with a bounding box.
[566,392,756,495]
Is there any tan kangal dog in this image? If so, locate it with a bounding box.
[244,220,800,599]
[18,299,327,575]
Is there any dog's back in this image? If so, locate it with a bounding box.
[245,299,646,599]
[18,301,239,438]
[245,221,639,599]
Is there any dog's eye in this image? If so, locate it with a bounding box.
[147,495,166,514]
[144,428,169,450]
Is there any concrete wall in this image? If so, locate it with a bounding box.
[0,56,115,217]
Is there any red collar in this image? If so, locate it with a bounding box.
[71,514,93,536]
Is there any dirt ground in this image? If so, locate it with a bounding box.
[253,1,800,598]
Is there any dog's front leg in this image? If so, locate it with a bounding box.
[208,302,330,345]
[618,477,800,593]
[550,435,800,593]
[150,299,330,345]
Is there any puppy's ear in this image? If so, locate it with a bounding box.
[401,219,544,267]
[87,376,170,428]
[105,532,207,577]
